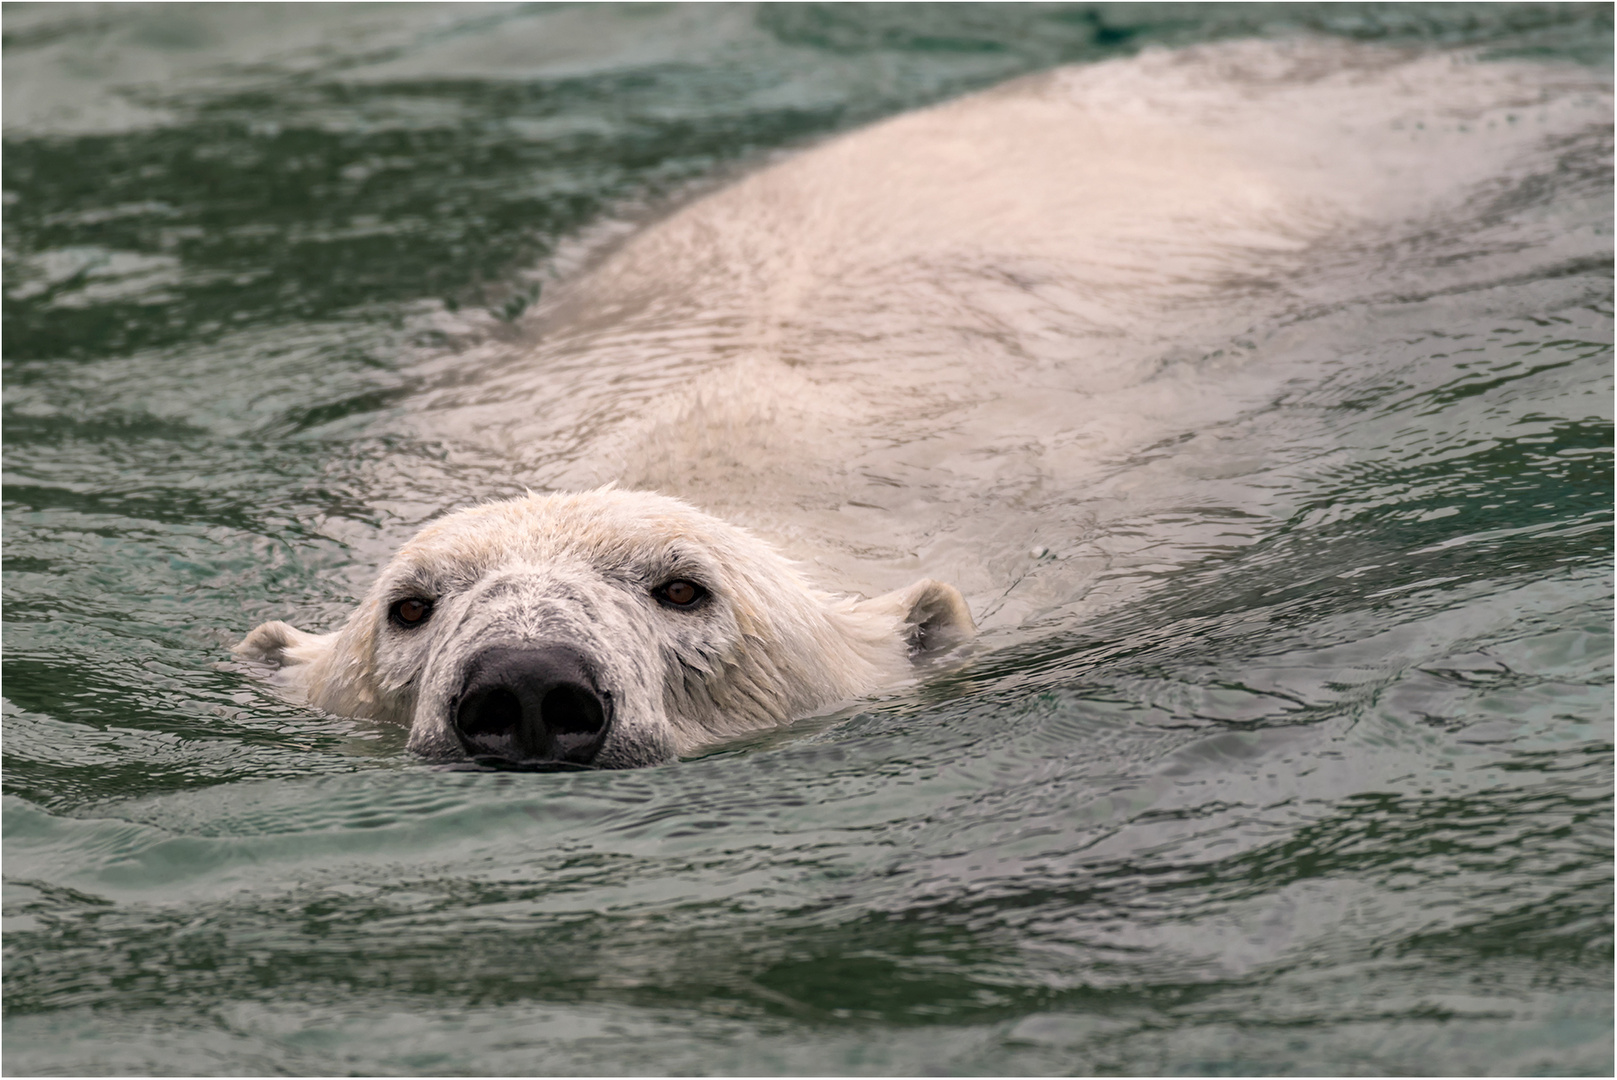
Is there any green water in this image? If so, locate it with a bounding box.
[3,4,1612,1075]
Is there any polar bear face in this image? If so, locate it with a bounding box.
[235,489,973,769]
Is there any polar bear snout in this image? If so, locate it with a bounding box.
[452,644,614,769]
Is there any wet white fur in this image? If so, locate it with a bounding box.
[410,40,1605,615]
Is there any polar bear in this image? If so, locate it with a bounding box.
[235,488,973,769]
[235,41,1603,768]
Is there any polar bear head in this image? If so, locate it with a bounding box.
[234,489,973,769]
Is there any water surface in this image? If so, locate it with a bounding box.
[3,4,1612,1075]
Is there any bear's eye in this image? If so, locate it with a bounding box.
[652,579,708,609]
[389,597,434,628]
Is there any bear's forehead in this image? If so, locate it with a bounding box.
[391,492,748,577]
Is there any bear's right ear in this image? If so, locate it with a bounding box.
[862,578,977,658]
[233,620,336,671]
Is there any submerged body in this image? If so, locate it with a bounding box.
[407,39,1606,613]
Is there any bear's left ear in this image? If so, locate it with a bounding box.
[862,578,976,658]
[233,620,337,671]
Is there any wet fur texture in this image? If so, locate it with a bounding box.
[236,489,973,767]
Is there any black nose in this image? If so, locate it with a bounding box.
[453,646,612,767]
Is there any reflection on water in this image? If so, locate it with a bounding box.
[3,4,1612,1075]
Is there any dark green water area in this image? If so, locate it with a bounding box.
[3,4,1612,1075]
